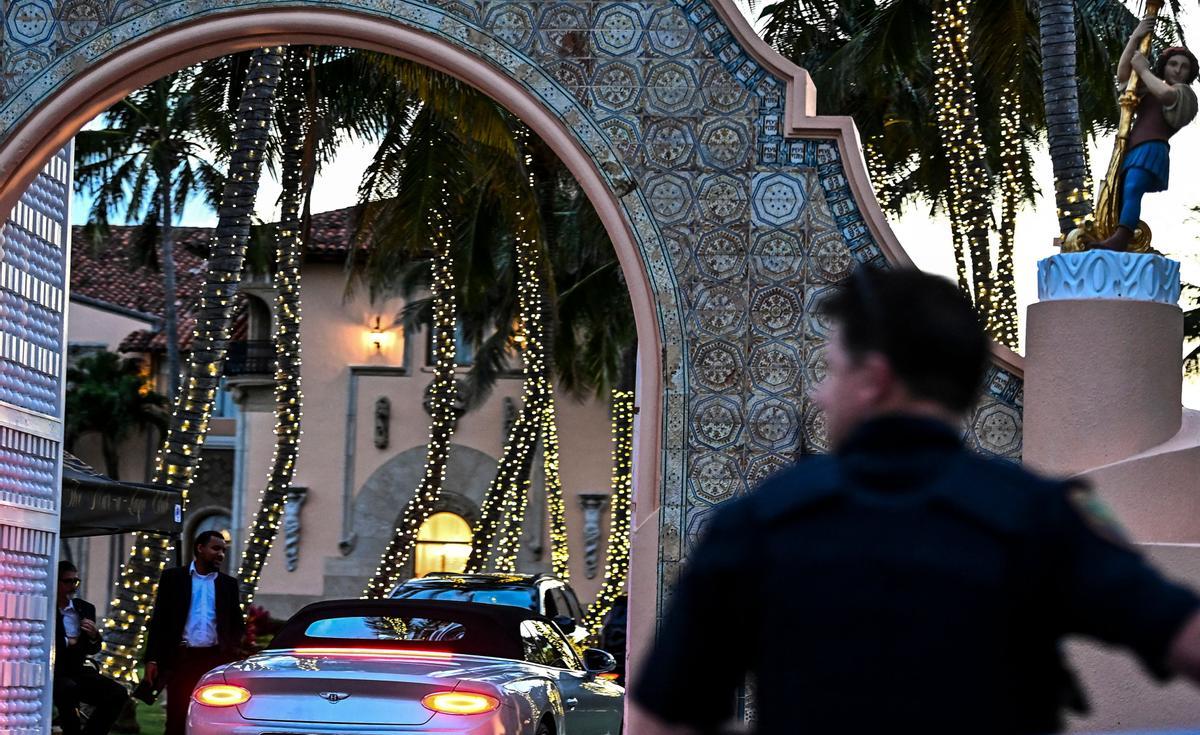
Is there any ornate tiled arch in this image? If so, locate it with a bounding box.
[0,1,1025,713]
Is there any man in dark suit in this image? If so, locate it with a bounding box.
[54,560,127,735]
[143,530,244,735]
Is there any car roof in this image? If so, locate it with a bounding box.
[268,599,551,659]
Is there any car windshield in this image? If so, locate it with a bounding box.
[304,615,467,642]
[392,586,538,610]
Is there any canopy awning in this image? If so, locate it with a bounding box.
[60,453,182,538]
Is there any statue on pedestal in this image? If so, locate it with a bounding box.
[1064,6,1197,253]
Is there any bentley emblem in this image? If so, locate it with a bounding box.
[318,691,350,703]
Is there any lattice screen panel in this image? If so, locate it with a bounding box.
[0,145,72,735]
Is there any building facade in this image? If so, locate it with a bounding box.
[67,207,621,620]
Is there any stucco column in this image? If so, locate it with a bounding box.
[1024,252,1183,476]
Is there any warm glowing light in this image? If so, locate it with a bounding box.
[421,691,500,715]
[415,512,473,577]
[193,684,251,707]
[365,316,397,354]
[292,647,453,659]
[585,390,635,631]
[363,177,460,597]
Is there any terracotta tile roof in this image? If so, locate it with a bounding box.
[71,225,210,319]
[72,206,363,352]
[305,204,364,258]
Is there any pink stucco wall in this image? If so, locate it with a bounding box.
[1026,296,1200,730]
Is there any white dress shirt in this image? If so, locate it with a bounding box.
[60,598,80,640]
[183,562,219,647]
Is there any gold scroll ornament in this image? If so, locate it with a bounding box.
[1063,0,1163,253]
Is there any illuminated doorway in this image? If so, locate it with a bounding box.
[414,512,472,577]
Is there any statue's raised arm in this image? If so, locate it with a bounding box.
[1064,9,1197,253]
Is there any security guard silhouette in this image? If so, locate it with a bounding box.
[633,267,1200,734]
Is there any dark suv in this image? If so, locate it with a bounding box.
[389,572,590,645]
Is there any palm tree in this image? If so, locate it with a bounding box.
[65,351,168,480]
[361,103,469,597]
[584,388,634,631]
[344,55,637,577]
[930,0,994,321]
[100,47,286,683]
[1040,0,1092,235]
[193,46,409,603]
[757,0,1137,330]
[236,47,309,605]
[74,74,225,398]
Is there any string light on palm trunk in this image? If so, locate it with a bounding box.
[931,0,994,328]
[466,404,539,573]
[584,390,635,633]
[542,396,570,581]
[466,127,556,574]
[493,198,549,572]
[100,47,284,682]
[864,135,890,193]
[363,176,459,598]
[993,76,1023,349]
[237,48,307,605]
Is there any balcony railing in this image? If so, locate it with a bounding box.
[225,340,274,376]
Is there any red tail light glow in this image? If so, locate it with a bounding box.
[421,691,500,715]
[292,647,453,659]
[193,684,251,707]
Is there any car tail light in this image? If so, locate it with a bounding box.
[421,691,500,715]
[193,684,251,707]
[293,647,452,659]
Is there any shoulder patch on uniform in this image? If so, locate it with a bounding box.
[1067,484,1131,547]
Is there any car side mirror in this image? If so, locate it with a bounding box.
[552,615,577,635]
[582,648,617,674]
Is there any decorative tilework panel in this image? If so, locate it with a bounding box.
[0,148,69,417]
[0,0,1027,635]
[0,524,54,735]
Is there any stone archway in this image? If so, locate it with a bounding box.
[0,2,1026,731]
[320,442,494,601]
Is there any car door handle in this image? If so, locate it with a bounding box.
[566,697,579,708]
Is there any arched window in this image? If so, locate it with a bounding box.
[414,512,473,577]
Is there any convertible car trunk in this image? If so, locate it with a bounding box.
[226,650,464,726]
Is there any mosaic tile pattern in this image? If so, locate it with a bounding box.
[0,146,70,735]
[0,0,1025,623]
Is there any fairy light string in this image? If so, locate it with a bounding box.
[237,47,307,604]
[491,183,549,572]
[584,389,635,633]
[362,174,459,598]
[931,0,995,326]
[542,395,570,581]
[464,127,559,575]
[993,73,1023,349]
[100,47,285,681]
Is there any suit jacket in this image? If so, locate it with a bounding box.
[143,566,244,670]
[55,598,102,676]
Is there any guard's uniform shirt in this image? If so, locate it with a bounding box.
[634,416,1200,734]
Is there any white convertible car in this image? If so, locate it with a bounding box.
[187,599,624,734]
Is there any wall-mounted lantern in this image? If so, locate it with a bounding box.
[364,315,396,355]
